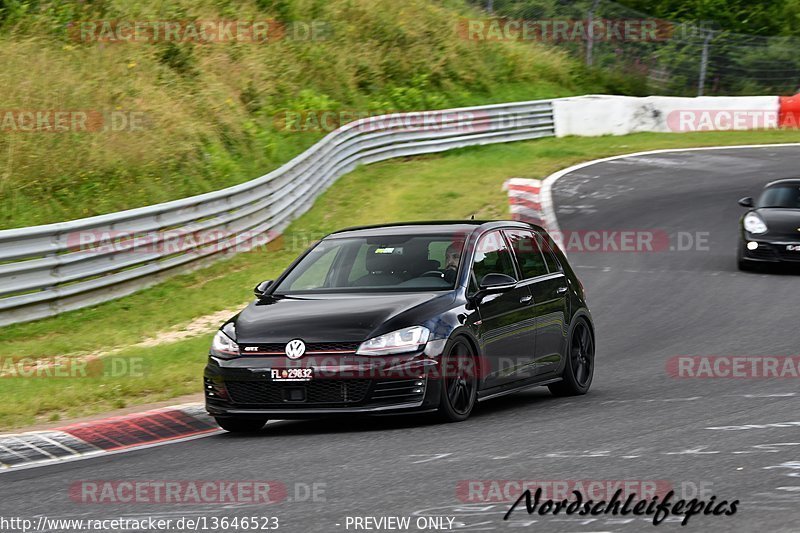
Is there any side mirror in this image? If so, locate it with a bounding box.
[738,197,754,208]
[253,280,273,298]
[479,273,518,292]
[468,273,517,308]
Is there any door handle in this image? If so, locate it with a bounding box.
[520,295,533,304]
[556,286,568,294]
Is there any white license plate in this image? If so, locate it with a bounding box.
[270,368,313,381]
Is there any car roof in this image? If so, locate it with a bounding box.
[765,178,800,188]
[327,220,543,239]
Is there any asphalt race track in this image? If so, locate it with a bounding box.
[2,145,799,532]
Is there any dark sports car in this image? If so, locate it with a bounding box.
[205,221,594,432]
[738,179,800,270]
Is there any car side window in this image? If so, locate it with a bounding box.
[536,231,563,273]
[472,231,517,284]
[505,229,548,279]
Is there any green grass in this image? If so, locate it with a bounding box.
[0,0,607,229]
[1,128,799,428]
[0,337,209,430]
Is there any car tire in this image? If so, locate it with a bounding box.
[437,337,478,422]
[548,318,594,397]
[215,417,268,433]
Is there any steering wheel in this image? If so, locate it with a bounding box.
[420,270,445,278]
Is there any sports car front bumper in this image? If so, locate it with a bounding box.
[740,238,800,263]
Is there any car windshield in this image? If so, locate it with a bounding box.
[273,233,466,294]
[758,185,800,208]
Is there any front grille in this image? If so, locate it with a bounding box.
[226,381,282,404]
[776,245,800,262]
[226,379,370,405]
[306,380,370,403]
[242,342,360,354]
[306,342,361,353]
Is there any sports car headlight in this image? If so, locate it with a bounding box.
[743,212,768,234]
[356,326,431,356]
[211,328,239,356]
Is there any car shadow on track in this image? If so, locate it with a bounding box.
[739,263,800,276]
[214,388,568,438]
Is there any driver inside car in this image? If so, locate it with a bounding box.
[441,242,462,283]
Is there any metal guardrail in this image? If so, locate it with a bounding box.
[0,100,554,326]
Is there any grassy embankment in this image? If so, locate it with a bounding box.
[0,0,606,229]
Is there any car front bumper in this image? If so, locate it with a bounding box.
[204,343,447,419]
[740,237,800,263]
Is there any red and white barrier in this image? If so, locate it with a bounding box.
[503,178,544,226]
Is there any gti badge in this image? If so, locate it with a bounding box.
[285,339,306,359]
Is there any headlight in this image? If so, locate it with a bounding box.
[356,326,430,356]
[743,212,768,234]
[211,328,239,356]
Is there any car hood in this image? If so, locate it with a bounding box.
[232,292,455,344]
[754,208,800,237]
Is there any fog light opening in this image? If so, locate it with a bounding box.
[747,241,759,251]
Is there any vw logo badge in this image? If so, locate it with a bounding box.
[285,339,306,359]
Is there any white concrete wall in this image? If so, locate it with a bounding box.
[553,95,780,137]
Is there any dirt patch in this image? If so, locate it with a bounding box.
[137,308,241,347]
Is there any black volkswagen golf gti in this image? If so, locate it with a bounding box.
[205,221,594,432]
